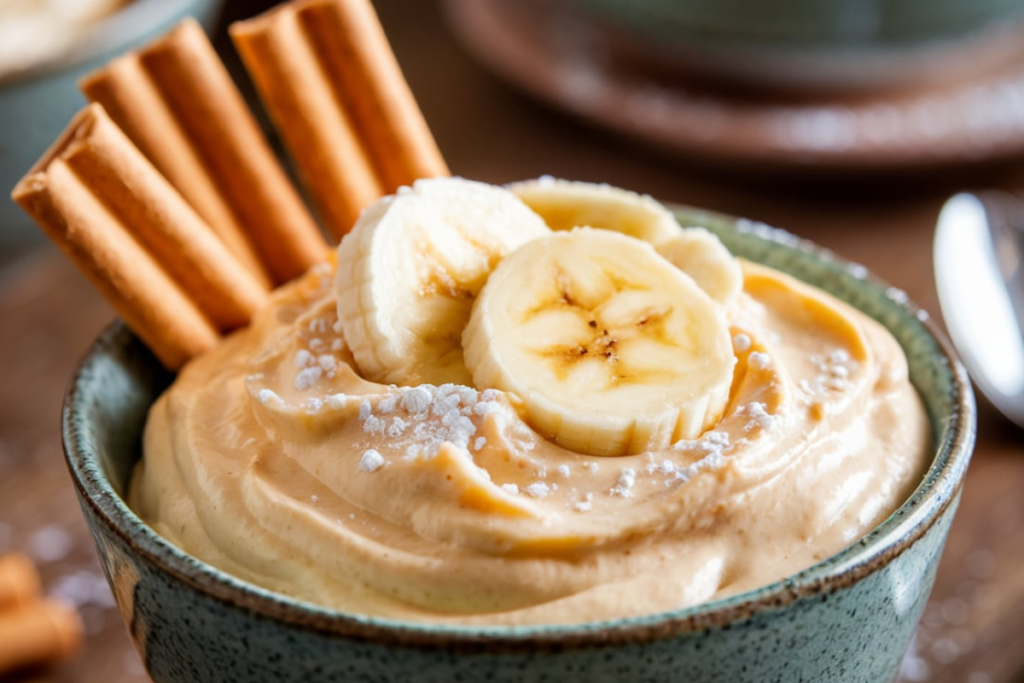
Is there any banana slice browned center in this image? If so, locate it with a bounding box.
[463,228,736,457]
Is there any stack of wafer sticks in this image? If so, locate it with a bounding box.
[12,0,448,370]
[231,0,449,238]
[0,553,82,676]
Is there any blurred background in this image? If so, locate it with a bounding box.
[2,0,1024,680]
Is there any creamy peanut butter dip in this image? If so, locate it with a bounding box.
[130,178,930,625]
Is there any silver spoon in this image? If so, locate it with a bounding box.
[935,191,1024,427]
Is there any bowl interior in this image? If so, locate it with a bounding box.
[63,206,975,636]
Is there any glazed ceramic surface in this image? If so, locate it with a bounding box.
[0,0,223,253]
[573,0,1024,92]
[63,209,976,682]
[577,0,1024,47]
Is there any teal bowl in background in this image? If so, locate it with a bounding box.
[574,0,1024,92]
[0,0,224,255]
[62,208,975,682]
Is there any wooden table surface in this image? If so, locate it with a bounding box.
[3,1,1024,681]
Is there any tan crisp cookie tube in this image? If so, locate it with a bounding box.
[0,599,82,675]
[81,19,328,284]
[12,106,222,369]
[231,0,449,239]
[45,104,268,331]
[0,553,40,610]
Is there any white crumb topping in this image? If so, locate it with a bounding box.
[473,401,502,417]
[325,393,349,409]
[294,366,323,391]
[350,385,521,462]
[378,396,399,414]
[667,430,733,484]
[387,417,409,438]
[258,388,283,406]
[742,402,777,432]
[574,492,594,512]
[557,464,571,478]
[732,333,752,353]
[501,483,519,495]
[318,355,337,374]
[401,387,432,414]
[610,468,636,497]
[525,482,550,499]
[801,348,860,399]
[748,351,771,369]
[358,449,385,473]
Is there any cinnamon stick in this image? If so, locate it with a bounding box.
[81,19,328,284]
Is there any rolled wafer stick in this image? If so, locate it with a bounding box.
[12,111,220,369]
[81,19,328,284]
[81,55,269,285]
[231,3,383,238]
[0,599,82,675]
[46,104,269,332]
[231,0,449,239]
[0,553,40,610]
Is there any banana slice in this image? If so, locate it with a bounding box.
[509,177,742,307]
[463,228,735,457]
[655,228,743,307]
[336,177,550,386]
[509,177,681,244]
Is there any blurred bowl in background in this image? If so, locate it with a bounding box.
[446,0,1024,173]
[575,0,1024,94]
[0,0,224,260]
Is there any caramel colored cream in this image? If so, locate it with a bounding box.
[131,259,930,625]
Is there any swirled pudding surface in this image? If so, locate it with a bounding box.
[131,179,929,625]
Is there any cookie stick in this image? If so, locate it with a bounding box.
[80,55,269,285]
[231,0,449,239]
[13,107,223,370]
[81,19,328,284]
[231,2,383,239]
[0,554,40,610]
[298,0,449,189]
[0,600,82,675]
[16,104,267,331]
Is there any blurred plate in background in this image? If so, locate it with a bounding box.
[444,0,1024,174]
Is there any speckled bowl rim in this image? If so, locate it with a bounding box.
[62,206,976,653]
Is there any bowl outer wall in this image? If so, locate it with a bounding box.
[61,207,976,681]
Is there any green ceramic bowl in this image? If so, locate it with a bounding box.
[63,207,975,682]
